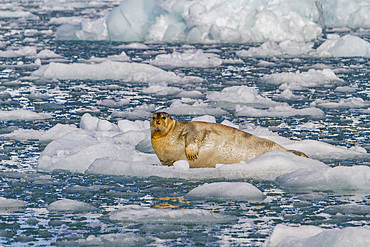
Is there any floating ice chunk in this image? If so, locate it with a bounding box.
[31,61,200,83]
[0,10,35,18]
[142,82,183,96]
[0,197,26,209]
[112,104,156,120]
[316,34,370,57]
[191,115,216,123]
[324,204,370,215]
[60,233,154,246]
[0,123,77,142]
[165,99,227,116]
[312,97,370,109]
[85,51,131,63]
[116,43,150,49]
[0,109,52,121]
[186,182,266,202]
[0,46,37,57]
[235,105,325,119]
[149,50,222,68]
[265,224,370,247]
[261,69,344,90]
[237,40,314,57]
[36,49,63,58]
[276,166,370,192]
[207,86,279,107]
[109,205,237,224]
[47,199,97,212]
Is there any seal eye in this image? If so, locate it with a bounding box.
[162,116,166,120]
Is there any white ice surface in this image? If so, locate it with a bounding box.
[149,49,222,68]
[109,205,237,224]
[237,34,370,57]
[0,109,52,121]
[185,182,266,202]
[265,224,370,247]
[261,69,344,90]
[235,104,325,119]
[31,61,203,83]
[47,199,97,212]
[276,165,370,192]
[0,197,26,209]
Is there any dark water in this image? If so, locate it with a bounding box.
[0,0,369,246]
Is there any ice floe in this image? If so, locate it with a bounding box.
[185,182,266,202]
[30,114,367,182]
[261,69,344,90]
[31,61,203,83]
[207,86,279,107]
[265,224,370,247]
[237,34,370,57]
[0,109,52,121]
[276,165,370,193]
[109,205,237,224]
[0,197,26,210]
[149,49,222,68]
[235,105,325,119]
[47,199,97,212]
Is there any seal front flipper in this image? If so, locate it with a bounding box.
[185,132,200,161]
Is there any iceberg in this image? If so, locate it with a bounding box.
[55,0,370,44]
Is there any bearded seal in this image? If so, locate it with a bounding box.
[150,112,308,168]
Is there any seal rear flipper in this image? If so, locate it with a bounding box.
[287,150,308,158]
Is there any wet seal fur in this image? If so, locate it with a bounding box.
[150,112,308,168]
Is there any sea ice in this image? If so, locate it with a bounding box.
[149,49,222,68]
[276,165,370,192]
[108,205,237,224]
[312,97,370,109]
[36,114,367,179]
[0,46,37,57]
[31,61,202,83]
[59,233,154,246]
[235,105,325,119]
[265,224,370,247]
[0,109,52,121]
[47,199,97,212]
[207,86,279,107]
[261,69,344,90]
[185,182,266,202]
[0,197,26,210]
[164,99,227,116]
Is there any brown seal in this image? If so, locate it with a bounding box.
[150,112,308,168]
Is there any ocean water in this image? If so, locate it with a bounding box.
[0,1,369,246]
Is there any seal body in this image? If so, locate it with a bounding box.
[150,112,307,168]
